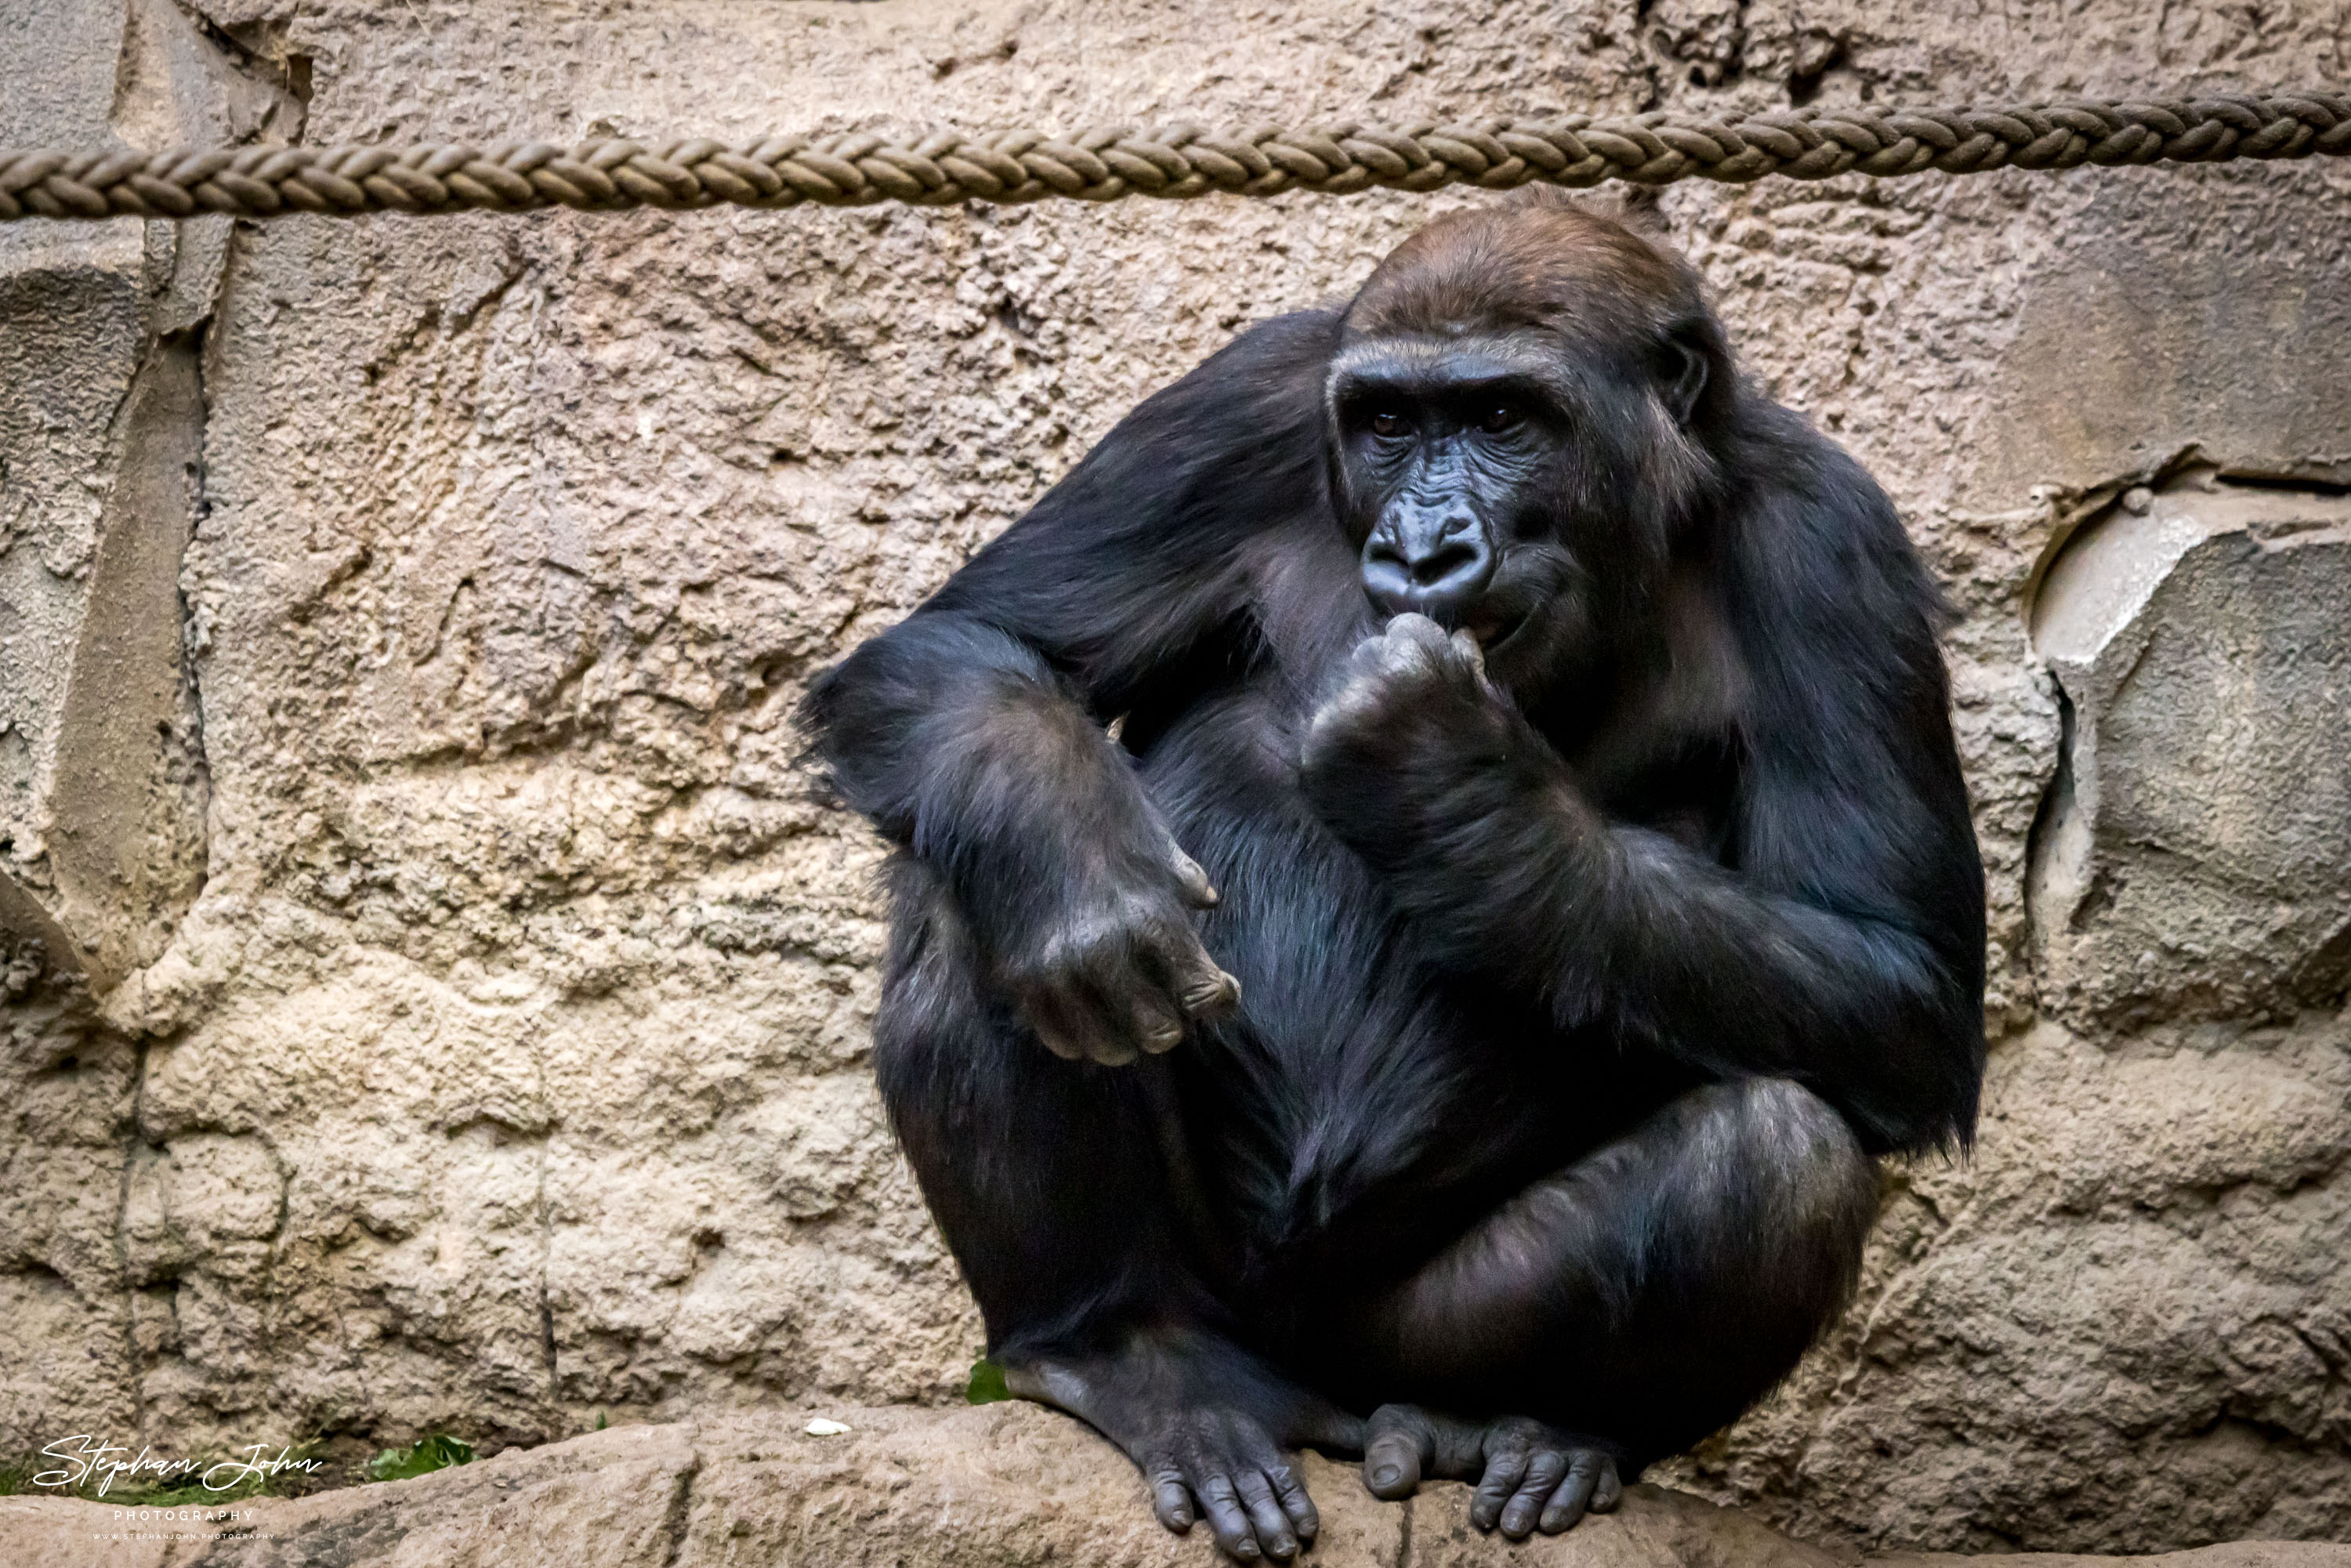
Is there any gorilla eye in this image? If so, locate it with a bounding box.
[1368,411,1410,438]
[1479,404,1520,434]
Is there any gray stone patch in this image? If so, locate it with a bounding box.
[2030,476,2351,1027]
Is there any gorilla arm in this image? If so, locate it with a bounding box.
[802,309,1364,1564]
[1301,460,1985,1157]
[799,309,1342,1064]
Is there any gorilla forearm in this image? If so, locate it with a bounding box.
[1423,807,1970,1151]
[802,612,1237,1064]
[806,615,1134,930]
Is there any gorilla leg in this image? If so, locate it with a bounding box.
[873,859,1349,1562]
[1350,1077,1878,1529]
[872,856,1180,1345]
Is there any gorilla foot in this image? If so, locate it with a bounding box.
[1135,1406,1321,1562]
[1360,1404,1621,1539]
[1001,1332,1347,1563]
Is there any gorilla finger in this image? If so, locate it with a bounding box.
[1069,1011,1139,1063]
[1449,625,1489,677]
[1347,632,1396,675]
[1233,1469,1299,1561]
[1143,922,1240,1022]
[1131,991,1186,1056]
[1375,632,1433,679]
[1233,1425,1319,1543]
[1537,1450,1604,1534]
[1020,991,1089,1061]
[1183,967,1242,1019]
[1590,1456,1623,1513]
[1175,951,1242,1020]
[1169,843,1219,907]
[1500,1449,1570,1540]
[1085,1030,1141,1066]
[1028,976,1133,1065]
[1362,1428,1427,1500]
[1146,1457,1195,1533]
[1061,968,1146,1066]
[1266,1464,1320,1542]
[1364,1410,1429,1495]
[1384,612,1450,652]
[1469,1443,1531,1533]
[1192,1472,1262,1562]
[1033,1026,1086,1061]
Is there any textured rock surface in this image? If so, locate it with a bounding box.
[2,1404,2346,1567]
[0,0,2346,1559]
[2030,483,2351,1026]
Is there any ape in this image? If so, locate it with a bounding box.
[801,195,1985,1562]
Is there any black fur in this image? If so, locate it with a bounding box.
[799,205,1985,1563]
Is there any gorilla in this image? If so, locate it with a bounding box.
[801,194,1985,1562]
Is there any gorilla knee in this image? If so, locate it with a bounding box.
[1679,1078,1879,1326]
[1731,1077,1876,1197]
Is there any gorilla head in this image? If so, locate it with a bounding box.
[1325,196,1732,700]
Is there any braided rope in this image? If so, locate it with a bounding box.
[3,92,2346,222]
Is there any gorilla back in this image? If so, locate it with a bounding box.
[801,194,1985,1563]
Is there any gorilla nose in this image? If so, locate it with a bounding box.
[1362,511,1496,623]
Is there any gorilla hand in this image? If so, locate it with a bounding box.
[1005,822,1241,1066]
[1300,613,1549,863]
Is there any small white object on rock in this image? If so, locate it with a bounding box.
[804,1418,852,1437]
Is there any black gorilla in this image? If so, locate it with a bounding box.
[801,195,1985,1562]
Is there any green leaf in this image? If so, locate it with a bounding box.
[595,1411,608,1431]
[965,1357,1011,1405]
[364,1433,476,1483]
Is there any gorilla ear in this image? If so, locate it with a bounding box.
[1658,328,1710,425]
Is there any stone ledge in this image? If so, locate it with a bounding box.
[2,1404,2345,1567]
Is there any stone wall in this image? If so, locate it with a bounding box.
[0,0,2345,1555]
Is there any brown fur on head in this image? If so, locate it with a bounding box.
[1342,191,1705,346]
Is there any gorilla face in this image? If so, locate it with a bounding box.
[1325,325,1713,702]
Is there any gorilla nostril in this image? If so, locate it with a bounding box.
[1362,511,1496,621]
[1410,541,1481,586]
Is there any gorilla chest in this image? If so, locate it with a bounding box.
[1139,704,1701,1275]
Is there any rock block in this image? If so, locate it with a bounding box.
[3,1407,2346,1567]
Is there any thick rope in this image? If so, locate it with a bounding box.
[2,93,2346,222]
